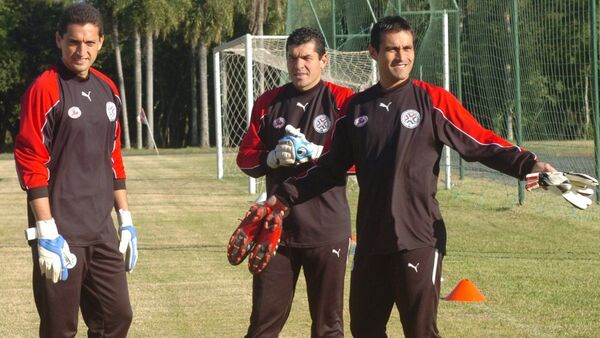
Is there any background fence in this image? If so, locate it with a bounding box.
[215,0,600,214]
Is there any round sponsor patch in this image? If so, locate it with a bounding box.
[273,117,286,129]
[67,106,82,119]
[312,114,331,134]
[401,109,421,129]
[354,115,368,127]
[106,102,117,122]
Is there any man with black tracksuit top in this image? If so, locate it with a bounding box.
[264,17,558,337]
[14,4,137,337]
[236,27,353,337]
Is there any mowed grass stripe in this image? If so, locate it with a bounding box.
[0,148,598,337]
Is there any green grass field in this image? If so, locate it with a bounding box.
[1,149,599,337]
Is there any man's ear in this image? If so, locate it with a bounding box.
[320,53,329,69]
[55,32,62,49]
[98,35,104,51]
[368,45,378,60]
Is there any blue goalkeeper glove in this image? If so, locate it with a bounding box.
[25,218,77,283]
[279,125,323,164]
[118,209,138,272]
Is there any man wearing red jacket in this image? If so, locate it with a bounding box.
[235,27,353,337]
[14,4,137,337]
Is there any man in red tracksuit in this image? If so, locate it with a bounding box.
[14,4,137,337]
[236,27,353,337]
[265,16,560,338]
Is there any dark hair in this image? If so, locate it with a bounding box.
[370,16,414,50]
[57,3,103,37]
[286,27,327,57]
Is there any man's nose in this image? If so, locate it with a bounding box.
[76,43,87,54]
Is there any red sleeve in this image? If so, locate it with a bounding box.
[236,87,284,178]
[14,68,60,197]
[417,80,519,149]
[91,67,126,182]
[414,80,537,178]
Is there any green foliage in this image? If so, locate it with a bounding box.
[126,0,192,36]
[0,0,63,151]
[184,0,236,45]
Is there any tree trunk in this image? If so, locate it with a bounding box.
[135,30,143,149]
[145,31,154,149]
[250,0,265,35]
[112,20,131,149]
[199,38,209,147]
[190,40,198,146]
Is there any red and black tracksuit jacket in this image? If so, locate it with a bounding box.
[276,79,538,256]
[237,81,353,247]
[14,62,126,246]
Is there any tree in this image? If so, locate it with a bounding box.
[184,0,237,147]
[0,0,63,151]
[127,0,191,148]
[92,0,134,149]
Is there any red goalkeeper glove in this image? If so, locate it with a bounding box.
[247,196,288,274]
[227,197,288,270]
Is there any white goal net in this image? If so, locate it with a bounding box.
[213,34,376,194]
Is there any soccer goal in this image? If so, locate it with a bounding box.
[213,34,377,194]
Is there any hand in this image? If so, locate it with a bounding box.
[280,125,323,164]
[529,161,557,174]
[525,171,598,209]
[266,139,296,168]
[35,219,77,283]
[118,209,138,272]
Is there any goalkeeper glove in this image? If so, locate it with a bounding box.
[118,209,138,272]
[266,139,296,168]
[228,196,288,274]
[25,218,77,283]
[227,204,271,265]
[279,125,323,164]
[525,171,598,210]
[248,222,283,275]
[247,196,287,274]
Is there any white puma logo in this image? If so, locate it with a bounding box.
[408,262,419,273]
[379,102,392,112]
[82,91,92,102]
[296,102,309,112]
[332,248,341,258]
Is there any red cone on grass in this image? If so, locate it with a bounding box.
[445,278,486,302]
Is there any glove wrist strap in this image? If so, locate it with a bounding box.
[118,209,133,226]
[36,218,58,239]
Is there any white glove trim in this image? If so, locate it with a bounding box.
[118,209,133,225]
[25,227,37,241]
[267,150,279,168]
[36,218,59,239]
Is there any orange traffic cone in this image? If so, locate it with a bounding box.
[445,278,486,302]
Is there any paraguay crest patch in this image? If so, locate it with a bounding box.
[273,117,286,129]
[354,115,368,128]
[106,102,117,122]
[401,109,421,129]
[312,114,331,133]
[68,106,82,119]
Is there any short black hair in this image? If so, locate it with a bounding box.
[370,16,414,50]
[286,27,327,57]
[57,3,103,37]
